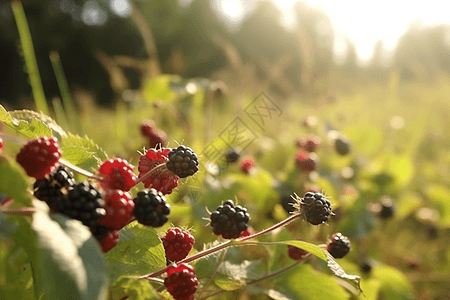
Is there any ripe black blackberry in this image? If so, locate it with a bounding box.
[335,137,351,156]
[166,145,199,178]
[210,200,250,239]
[327,233,351,259]
[33,166,75,210]
[225,148,240,164]
[280,195,296,214]
[133,189,171,227]
[299,192,332,225]
[90,223,113,241]
[56,181,105,227]
[379,196,394,219]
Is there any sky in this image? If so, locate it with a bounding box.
[214,0,450,64]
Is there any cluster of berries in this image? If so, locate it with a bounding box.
[295,135,320,173]
[140,120,167,149]
[210,199,251,239]
[15,136,199,253]
[288,232,351,260]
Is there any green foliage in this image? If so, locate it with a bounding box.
[0,155,31,206]
[60,133,108,171]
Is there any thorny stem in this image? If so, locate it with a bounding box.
[1,197,14,209]
[237,213,302,242]
[141,213,303,279]
[141,240,235,279]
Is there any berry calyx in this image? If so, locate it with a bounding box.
[100,230,119,252]
[295,151,319,173]
[56,181,105,227]
[138,148,179,194]
[16,136,62,179]
[99,158,137,192]
[299,192,332,225]
[98,190,135,230]
[133,189,170,227]
[327,232,351,259]
[210,200,250,239]
[164,263,199,300]
[280,194,296,214]
[162,227,195,262]
[288,240,309,260]
[166,145,199,178]
[239,157,255,174]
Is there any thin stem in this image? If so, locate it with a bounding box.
[2,208,35,215]
[237,213,302,242]
[133,163,168,186]
[141,240,234,279]
[200,259,305,300]
[142,277,164,285]
[0,132,26,144]
[58,158,101,180]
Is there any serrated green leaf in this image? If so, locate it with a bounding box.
[0,105,66,139]
[105,222,165,283]
[60,133,108,171]
[0,155,31,206]
[29,201,108,300]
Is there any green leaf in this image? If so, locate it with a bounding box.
[108,277,159,300]
[143,75,178,103]
[344,123,383,156]
[29,201,108,300]
[425,184,450,227]
[214,274,245,291]
[373,265,414,300]
[219,260,264,280]
[281,240,362,292]
[0,155,31,206]
[60,133,108,171]
[275,264,350,300]
[0,105,66,139]
[105,222,166,283]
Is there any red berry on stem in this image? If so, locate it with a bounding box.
[99,158,137,191]
[239,157,255,174]
[0,137,3,150]
[162,227,195,262]
[295,150,319,173]
[100,230,119,252]
[164,263,199,300]
[99,190,135,230]
[16,137,62,179]
[288,240,309,260]
[138,148,179,194]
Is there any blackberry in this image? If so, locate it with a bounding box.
[327,232,351,259]
[133,189,171,227]
[210,200,250,239]
[162,227,195,262]
[300,192,332,225]
[56,181,105,227]
[166,145,199,178]
[335,137,351,156]
[280,195,296,214]
[379,196,394,219]
[224,148,240,164]
[90,223,113,241]
[33,166,75,210]
[164,263,198,300]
